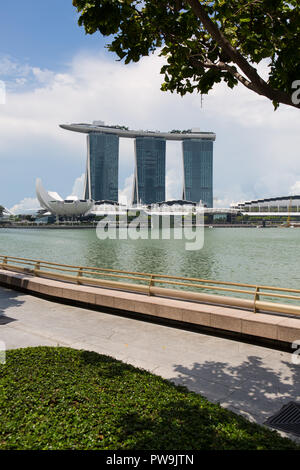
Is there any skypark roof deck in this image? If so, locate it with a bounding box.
[59,123,216,141]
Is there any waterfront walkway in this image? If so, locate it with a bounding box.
[1,285,299,441]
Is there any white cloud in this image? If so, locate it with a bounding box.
[166,168,182,201]
[71,173,85,198]
[290,181,300,196]
[9,197,40,215]
[32,67,55,84]
[0,56,31,79]
[119,174,134,205]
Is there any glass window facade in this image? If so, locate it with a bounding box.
[182,139,213,207]
[133,137,166,205]
[85,133,119,201]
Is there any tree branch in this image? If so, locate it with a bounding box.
[190,57,257,92]
[186,0,300,108]
[234,0,263,16]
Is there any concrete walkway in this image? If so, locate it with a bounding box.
[1,285,300,441]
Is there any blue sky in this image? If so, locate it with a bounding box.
[0,1,106,70]
[1,1,300,212]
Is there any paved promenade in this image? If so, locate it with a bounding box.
[1,285,300,440]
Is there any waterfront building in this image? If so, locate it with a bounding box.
[132,137,166,205]
[84,133,119,201]
[0,206,13,220]
[182,139,213,208]
[35,178,237,220]
[60,122,216,206]
[232,196,300,213]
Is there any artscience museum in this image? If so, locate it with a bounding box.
[36,179,93,218]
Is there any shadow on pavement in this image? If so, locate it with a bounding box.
[0,286,25,323]
[168,355,300,425]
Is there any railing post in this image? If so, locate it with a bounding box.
[34,261,40,276]
[2,256,7,270]
[148,275,154,296]
[254,287,260,313]
[77,267,83,285]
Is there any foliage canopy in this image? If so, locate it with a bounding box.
[73,0,300,109]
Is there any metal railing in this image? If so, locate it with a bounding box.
[1,254,300,317]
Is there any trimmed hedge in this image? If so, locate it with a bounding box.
[0,346,298,450]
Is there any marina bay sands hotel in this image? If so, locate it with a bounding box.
[60,122,216,207]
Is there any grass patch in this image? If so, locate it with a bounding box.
[0,346,298,450]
